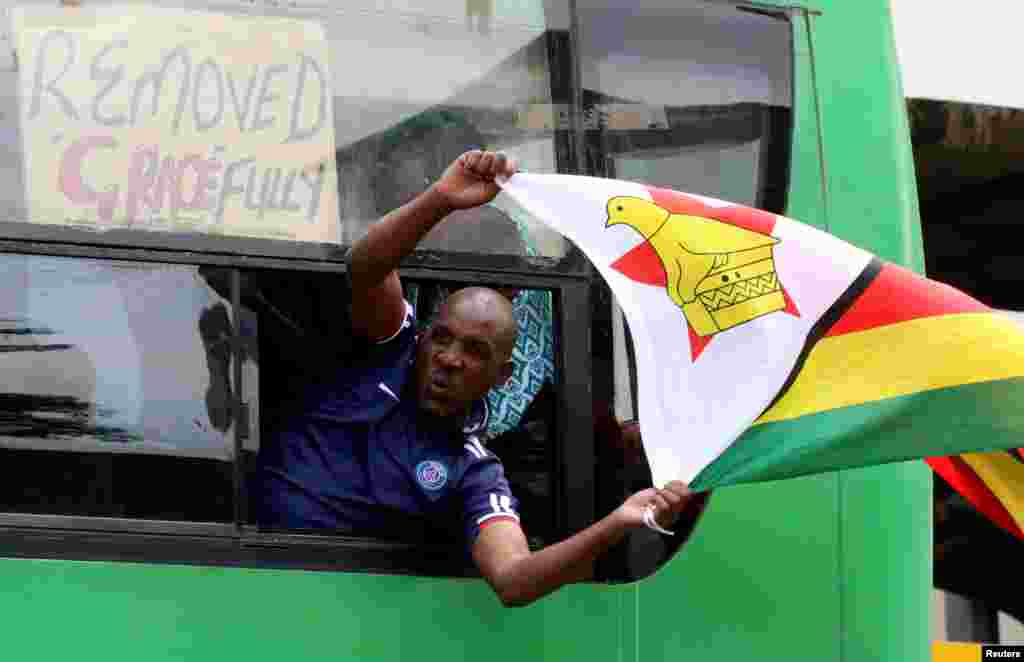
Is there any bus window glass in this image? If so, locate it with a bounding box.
[576,1,792,209]
[329,1,571,261]
[0,1,573,262]
[241,270,557,550]
[0,254,240,521]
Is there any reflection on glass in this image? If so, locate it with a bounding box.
[0,254,240,456]
[577,1,792,210]
[0,253,243,520]
[331,1,570,259]
[1,1,789,254]
[0,0,572,258]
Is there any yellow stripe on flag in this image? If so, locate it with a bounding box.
[933,641,980,662]
[757,313,1024,425]
[961,451,1024,532]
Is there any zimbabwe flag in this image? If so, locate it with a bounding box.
[928,450,1024,541]
[499,174,1024,535]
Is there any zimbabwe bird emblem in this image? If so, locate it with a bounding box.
[605,195,797,354]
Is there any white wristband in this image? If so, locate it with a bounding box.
[643,505,675,536]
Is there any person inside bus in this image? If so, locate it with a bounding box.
[254,150,709,606]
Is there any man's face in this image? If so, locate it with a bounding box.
[415,297,512,418]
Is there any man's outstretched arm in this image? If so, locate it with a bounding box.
[346,150,517,341]
[473,481,707,607]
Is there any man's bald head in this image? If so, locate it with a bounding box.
[443,287,518,360]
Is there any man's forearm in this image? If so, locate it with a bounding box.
[348,186,453,289]
[493,511,630,607]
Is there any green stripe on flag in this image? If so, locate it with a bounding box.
[690,377,1024,490]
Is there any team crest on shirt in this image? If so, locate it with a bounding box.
[415,460,449,491]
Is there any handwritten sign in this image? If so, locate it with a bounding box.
[11,5,339,242]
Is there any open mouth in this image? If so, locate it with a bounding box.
[429,371,452,394]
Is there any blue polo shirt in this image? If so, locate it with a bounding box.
[254,302,520,549]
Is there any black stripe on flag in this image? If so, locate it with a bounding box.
[758,258,884,418]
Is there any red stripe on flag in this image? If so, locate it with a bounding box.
[826,263,989,338]
[926,456,1024,541]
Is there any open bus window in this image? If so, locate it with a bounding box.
[241,269,558,552]
[0,254,240,521]
[0,0,794,576]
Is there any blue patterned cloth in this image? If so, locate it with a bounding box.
[484,288,555,439]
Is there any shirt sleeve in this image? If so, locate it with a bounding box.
[459,456,521,548]
[350,298,415,362]
[374,299,415,345]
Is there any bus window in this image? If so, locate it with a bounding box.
[0,1,575,265]
[582,2,794,582]
[240,269,557,552]
[331,1,573,263]
[0,0,792,576]
[575,0,792,210]
[0,254,238,522]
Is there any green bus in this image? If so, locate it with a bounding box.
[0,0,929,660]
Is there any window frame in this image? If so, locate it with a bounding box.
[0,239,594,576]
[0,0,794,577]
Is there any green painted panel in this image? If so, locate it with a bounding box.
[637,478,841,661]
[839,463,932,662]
[804,0,925,270]
[0,558,622,661]
[787,12,829,232]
